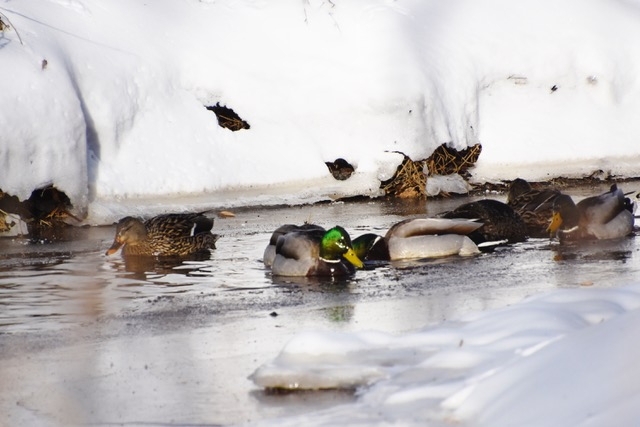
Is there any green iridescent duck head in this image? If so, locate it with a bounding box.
[352,233,390,261]
[320,226,364,268]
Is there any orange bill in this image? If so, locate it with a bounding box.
[546,212,563,234]
[105,241,122,256]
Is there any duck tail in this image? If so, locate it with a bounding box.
[195,233,220,250]
[476,239,509,252]
[623,190,640,214]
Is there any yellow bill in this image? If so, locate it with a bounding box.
[343,248,364,268]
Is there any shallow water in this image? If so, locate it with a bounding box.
[1,188,639,426]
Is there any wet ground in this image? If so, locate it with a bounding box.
[1,183,640,426]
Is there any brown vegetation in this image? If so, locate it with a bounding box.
[381,143,482,198]
[0,186,77,237]
[206,103,250,131]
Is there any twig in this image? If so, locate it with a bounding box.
[0,9,24,45]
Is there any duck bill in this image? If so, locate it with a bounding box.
[343,248,364,268]
[105,241,123,256]
[547,212,563,234]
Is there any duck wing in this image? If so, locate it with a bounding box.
[145,212,213,241]
[385,218,482,239]
[440,199,526,243]
[267,224,325,246]
[264,224,325,266]
[523,189,562,212]
[275,229,325,261]
[577,185,627,225]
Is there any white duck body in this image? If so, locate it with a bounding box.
[385,218,483,261]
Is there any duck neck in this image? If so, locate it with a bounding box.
[562,205,581,229]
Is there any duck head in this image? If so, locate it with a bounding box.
[352,233,390,261]
[547,195,580,234]
[105,217,147,255]
[320,226,364,268]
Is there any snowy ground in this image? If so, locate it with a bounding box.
[3,0,640,223]
[250,282,640,427]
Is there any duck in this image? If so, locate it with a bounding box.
[270,225,364,277]
[438,199,527,244]
[106,212,219,257]
[547,184,635,242]
[352,232,389,262]
[383,217,484,261]
[263,223,325,267]
[507,178,564,237]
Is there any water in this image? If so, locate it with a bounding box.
[1,189,639,426]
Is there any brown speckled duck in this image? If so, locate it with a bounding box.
[507,178,564,237]
[439,199,527,244]
[106,212,219,257]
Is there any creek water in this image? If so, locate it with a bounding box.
[1,187,639,426]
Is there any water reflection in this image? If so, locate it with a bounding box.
[250,388,357,419]
[269,274,356,290]
[113,252,213,279]
[550,237,635,263]
[389,255,479,270]
[321,305,355,323]
[548,236,637,289]
[0,254,110,331]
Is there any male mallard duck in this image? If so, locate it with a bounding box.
[263,223,325,267]
[507,178,564,237]
[106,212,219,257]
[352,233,390,261]
[547,184,634,242]
[384,218,484,261]
[439,199,527,243]
[270,225,364,277]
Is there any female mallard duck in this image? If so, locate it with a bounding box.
[547,184,634,242]
[270,225,364,277]
[263,223,325,267]
[507,178,564,237]
[106,212,219,257]
[383,218,484,261]
[439,199,527,243]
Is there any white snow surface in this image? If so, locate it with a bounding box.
[251,283,640,427]
[3,0,640,223]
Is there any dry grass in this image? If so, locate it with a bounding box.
[425,144,482,176]
[0,209,10,232]
[206,104,250,131]
[35,206,79,229]
[0,11,23,45]
[381,157,426,198]
[0,186,79,237]
[381,144,482,198]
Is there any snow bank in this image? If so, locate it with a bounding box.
[250,284,640,426]
[2,0,640,223]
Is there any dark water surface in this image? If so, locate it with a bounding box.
[1,188,639,426]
